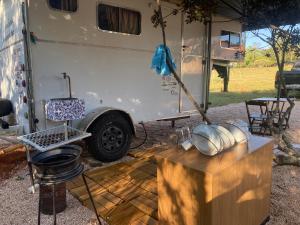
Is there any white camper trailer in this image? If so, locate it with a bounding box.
[0,0,243,161]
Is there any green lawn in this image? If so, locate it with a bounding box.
[209,67,278,107]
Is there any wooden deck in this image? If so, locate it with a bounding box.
[67,147,168,225]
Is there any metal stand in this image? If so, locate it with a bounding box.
[38,187,41,225]
[25,145,36,193]
[82,173,102,225]
[36,171,101,225]
[52,184,56,225]
[260,216,270,225]
[18,126,93,224]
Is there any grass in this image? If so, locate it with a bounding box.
[210,91,277,107]
[209,67,278,107]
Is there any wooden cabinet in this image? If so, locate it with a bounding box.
[156,136,273,225]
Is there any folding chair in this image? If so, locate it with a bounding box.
[245,100,272,136]
[273,105,292,130]
[270,98,294,130]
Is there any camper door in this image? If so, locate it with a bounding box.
[180,19,205,113]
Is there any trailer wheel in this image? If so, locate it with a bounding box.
[87,112,132,162]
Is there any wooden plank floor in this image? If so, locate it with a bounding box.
[68,147,168,225]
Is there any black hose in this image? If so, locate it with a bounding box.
[0,118,9,129]
[130,122,148,149]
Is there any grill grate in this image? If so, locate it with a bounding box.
[18,125,91,151]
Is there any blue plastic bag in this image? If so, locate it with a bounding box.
[151,44,177,76]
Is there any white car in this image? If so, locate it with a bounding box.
[291,61,300,71]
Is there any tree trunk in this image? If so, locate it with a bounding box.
[275,154,300,166]
[223,67,230,92]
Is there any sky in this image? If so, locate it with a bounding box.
[245,24,300,49]
[245,29,270,49]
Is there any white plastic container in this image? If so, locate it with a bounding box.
[211,125,235,150]
[192,124,223,156]
[223,120,250,143]
[191,121,249,156]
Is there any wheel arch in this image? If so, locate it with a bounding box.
[78,107,135,135]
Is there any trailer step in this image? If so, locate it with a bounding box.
[157,115,190,128]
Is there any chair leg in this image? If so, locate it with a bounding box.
[261,126,265,136]
[52,184,56,225]
[249,119,255,133]
[269,125,273,135]
[285,117,290,129]
[259,122,263,135]
[82,174,102,225]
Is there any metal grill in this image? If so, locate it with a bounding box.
[18,125,91,151]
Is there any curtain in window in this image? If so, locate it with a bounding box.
[119,9,141,35]
[98,4,141,35]
[99,5,119,32]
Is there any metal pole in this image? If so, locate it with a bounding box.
[82,174,102,225]
[22,1,36,132]
[25,145,35,193]
[38,187,41,225]
[52,184,56,225]
[205,17,212,111]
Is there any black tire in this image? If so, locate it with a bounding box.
[0,99,13,117]
[87,112,132,162]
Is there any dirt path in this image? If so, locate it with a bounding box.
[0,143,26,182]
[269,165,300,225]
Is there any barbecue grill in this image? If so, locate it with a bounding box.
[31,145,85,224]
[18,125,91,193]
[18,95,102,225]
[18,126,102,225]
[31,145,83,184]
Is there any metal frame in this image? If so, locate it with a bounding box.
[18,125,91,152]
[18,125,91,191]
[18,125,101,224]
[82,173,103,225]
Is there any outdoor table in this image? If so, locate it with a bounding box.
[253,97,291,102]
[253,97,294,108]
[252,97,289,113]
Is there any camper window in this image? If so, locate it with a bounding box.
[49,0,78,12]
[220,30,241,49]
[98,4,141,35]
